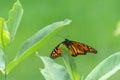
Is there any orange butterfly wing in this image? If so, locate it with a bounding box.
[72,41,97,56]
[50,44,62,59]
[69,42,85,56]
[63,39,97,56]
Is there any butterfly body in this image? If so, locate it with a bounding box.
[51,39,97,59]
[62,39,72,48]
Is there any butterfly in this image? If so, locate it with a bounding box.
[50,39,97,59]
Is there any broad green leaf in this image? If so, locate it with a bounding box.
[6,0,23,41]
[85,52,120,80]
[6,19,71,74]
[0,18,11,48]
[61,45,80,80]
[40,56,72,80]
[0,48,5,74]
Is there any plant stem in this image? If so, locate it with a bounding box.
[4,54,7,80]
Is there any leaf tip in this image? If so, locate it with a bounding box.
[63,19,72,25]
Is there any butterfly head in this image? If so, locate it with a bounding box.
[62,39,71,48]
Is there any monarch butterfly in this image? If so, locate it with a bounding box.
[50,39,97,59]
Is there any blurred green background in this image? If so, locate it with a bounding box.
[0,0,120,80]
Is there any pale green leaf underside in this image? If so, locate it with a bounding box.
[85,52,120,80]
[40,56,72,80]
[0,48,5,74]
[6,0,23,41]
[6,19,71,74]
[16,19,71,59]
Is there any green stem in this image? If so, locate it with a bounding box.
[4,53,7,80]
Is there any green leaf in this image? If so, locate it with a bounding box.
[61,45,80,80]
[0,18,11,48]
[85,52,120,80]
[6,0,23,41]
[0,48,5,74]
[40,56,72,80]
[6,19,71,74]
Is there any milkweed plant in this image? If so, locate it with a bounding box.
[0,0,120,80]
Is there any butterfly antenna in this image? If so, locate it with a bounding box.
[55,34,70,40]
